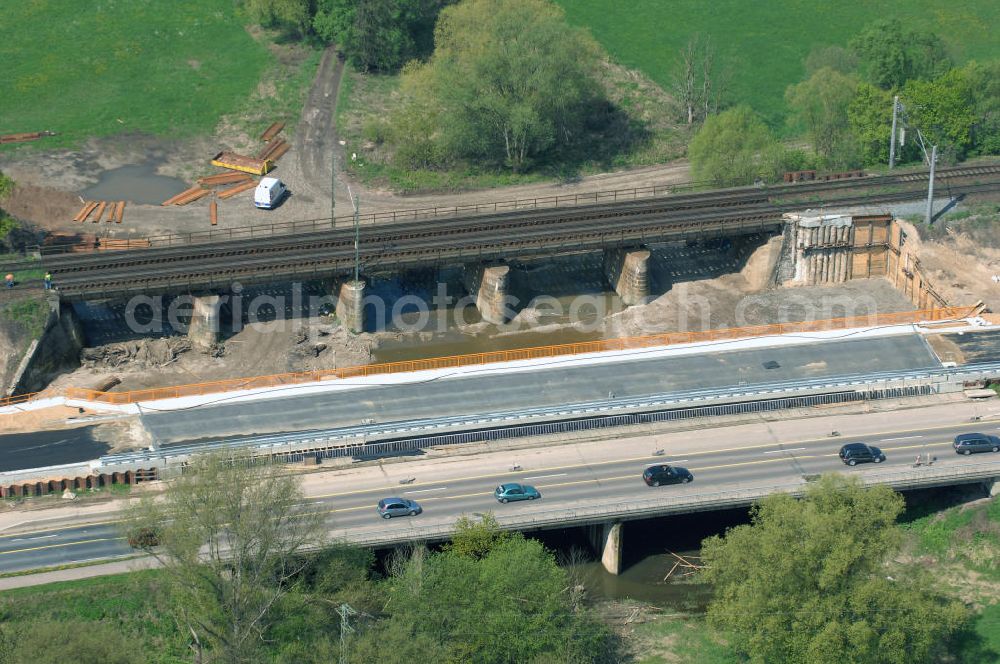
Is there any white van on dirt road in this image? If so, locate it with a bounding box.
[254,177,287,209]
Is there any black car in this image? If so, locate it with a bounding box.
[838,443,886,466]
[643,464,694,487]
[953,433,1000,455]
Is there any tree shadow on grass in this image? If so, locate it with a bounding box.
[540,99,654,181]
[947,616,999,663]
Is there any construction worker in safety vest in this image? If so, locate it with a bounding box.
[44,272,52,290]
[4,273,13,289]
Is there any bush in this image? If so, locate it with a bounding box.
[689,105,788,185]
[391,0,605,172]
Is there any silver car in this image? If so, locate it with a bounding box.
[377,497,422,519]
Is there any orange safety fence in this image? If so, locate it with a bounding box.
[60,305,976,406]
[0,392,40,409]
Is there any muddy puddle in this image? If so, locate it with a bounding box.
[82,162,188,205]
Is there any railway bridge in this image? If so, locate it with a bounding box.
[40,164,1000,338]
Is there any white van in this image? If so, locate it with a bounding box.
[254,177,287,209]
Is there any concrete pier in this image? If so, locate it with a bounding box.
[188,294,222,350]
[588,521,624,575]
[600,522,624,575]
[336,280,366,333]
[604,249,651,305]
[463,264,512,324]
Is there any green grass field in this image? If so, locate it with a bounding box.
[556,0,1000,129]
[0,1,273,148]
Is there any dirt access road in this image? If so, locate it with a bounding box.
[0,47,691,241]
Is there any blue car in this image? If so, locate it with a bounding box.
[377,497,422,519]
[494,483,540,503]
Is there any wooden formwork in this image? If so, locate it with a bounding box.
[210,199,218,226]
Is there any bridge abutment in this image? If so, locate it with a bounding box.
[985,478,999,498]
[336,279,367,333]
[603,249,651,305]
[188,294,222,350]
[463,263,512,324]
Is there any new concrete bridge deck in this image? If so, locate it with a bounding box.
[140,332,942,445]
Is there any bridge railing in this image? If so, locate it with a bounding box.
[61,306,973,406]
[334,460,1000,547]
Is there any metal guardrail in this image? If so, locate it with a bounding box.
[335,460,1000,547]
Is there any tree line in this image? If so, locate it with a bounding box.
[241,0,453,73]
[690,18,1000,185]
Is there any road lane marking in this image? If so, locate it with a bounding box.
[522,474,568,481]
[0,537,124,557]
[309,420,986,499]
[10,534,58,542]
[0,420,987,540]
[880,436,921,441]
[763,448,806,454]
[405,487,448,494]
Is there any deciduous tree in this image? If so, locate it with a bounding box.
[903,68,976,161]
[125,454,326,663]
[849,19,951,89]
[671,34,723,126]
[848,83,895,166]
[688,105,787,185]
[702,475,966,664]
[243,0,312,34]
[963,60,1000,156]
[350,516,618,663]
[786,68,860,167]
[313,0,452,72]
[393,0,604,172]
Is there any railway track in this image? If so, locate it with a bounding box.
[46,162,999,276]
[48,178,1000,298]
[42,162,1000,261]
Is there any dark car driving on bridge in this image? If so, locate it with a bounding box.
[953,433,1000,455]
[838,443,886,466]
[377,497,422,519]
[494,483,541,503]
[643,464,693,487]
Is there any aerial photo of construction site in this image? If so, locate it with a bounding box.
[2,2,1000,662]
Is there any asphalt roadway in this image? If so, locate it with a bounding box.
[0,427,108,472]
[143,334,940,444]
[3,416,996,575]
